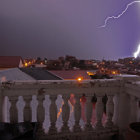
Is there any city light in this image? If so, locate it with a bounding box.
[112,71,116,75]
[77,77,83,82]
[87,71,94,76]
[24,63,28,67]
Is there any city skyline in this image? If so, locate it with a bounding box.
[1,0,140,60]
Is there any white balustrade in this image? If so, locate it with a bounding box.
[23,95,32,122]
[85,95,93,131]
[1,77,140,139]
[49,94,57,134]
[105,95,114,128]
[61,94,70,132]
[95,95,104,130]
[73,94,81,132]
[37,94,45,136]
[9,96,18,123]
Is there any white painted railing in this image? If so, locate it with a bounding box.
[0,76,140,140]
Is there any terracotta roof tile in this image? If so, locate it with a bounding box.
[0,56,22,68]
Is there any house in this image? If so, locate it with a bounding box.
[0,56,23,70]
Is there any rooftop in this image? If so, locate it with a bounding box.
[49,70,91,80]
[0,68,34,82]
[0,56,23,68]
[20,68,62,80]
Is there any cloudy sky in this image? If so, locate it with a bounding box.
[1,0,140,60]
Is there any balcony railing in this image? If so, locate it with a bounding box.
[0,75,140,140]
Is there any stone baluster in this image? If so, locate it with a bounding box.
[95,95,104,130]
[9,96,18,123]
[23,96,32,122]
[61,94,70,132]
[105,95,114,128]
[37,95,45,136]
[73,94,81,132]
[49,94,57,134]
[85,95,93,131]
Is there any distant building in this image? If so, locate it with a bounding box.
[33,64,46,68]
[0,56,23,70]
[47,60,63,70]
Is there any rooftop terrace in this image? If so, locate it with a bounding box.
[0,75,140,140]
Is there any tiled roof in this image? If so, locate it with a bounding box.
[0,68,35,81]
[49,70,91,80]
[20,68,62,80]
[0,56,22,68]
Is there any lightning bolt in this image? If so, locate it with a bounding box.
[134,44,140,58]
[99,0,140,28]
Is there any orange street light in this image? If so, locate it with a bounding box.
[77,77,83,82]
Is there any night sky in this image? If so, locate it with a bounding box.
[1,0,140,60]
